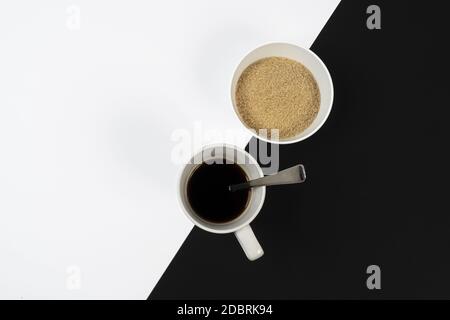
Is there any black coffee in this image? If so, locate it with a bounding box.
[187,163,250,223]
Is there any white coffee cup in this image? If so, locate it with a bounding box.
[231,42,334,144]
[178,144,266,261]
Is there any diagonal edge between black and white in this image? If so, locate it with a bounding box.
[150,0,450,299]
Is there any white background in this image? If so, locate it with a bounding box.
[0,0,339,299]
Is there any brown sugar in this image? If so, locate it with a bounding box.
[236,57,320,140]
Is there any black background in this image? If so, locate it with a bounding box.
[150,0,450,299]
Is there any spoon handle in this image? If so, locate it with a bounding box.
[230,164,306,192]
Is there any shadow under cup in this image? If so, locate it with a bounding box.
[178,145,266,234]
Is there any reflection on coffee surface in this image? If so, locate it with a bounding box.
[187,163,250,223]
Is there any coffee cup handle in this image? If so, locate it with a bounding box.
[235,225,264,261]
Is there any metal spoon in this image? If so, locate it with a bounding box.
[229,164,306,192]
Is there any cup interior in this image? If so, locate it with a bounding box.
[178,144,266,234]
[231,42,334,144]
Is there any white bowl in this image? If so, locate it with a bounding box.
[231,42,334,144]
